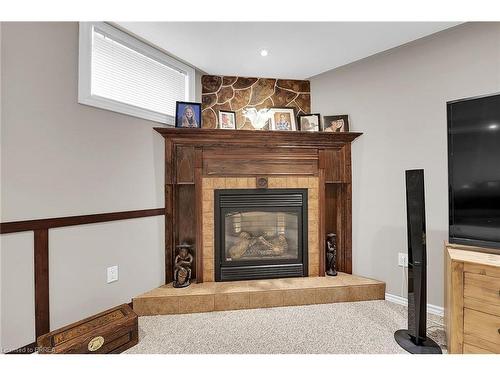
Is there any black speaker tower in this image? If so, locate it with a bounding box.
[394,169,442,354]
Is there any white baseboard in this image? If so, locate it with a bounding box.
[385,293,444,317]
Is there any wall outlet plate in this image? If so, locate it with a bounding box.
[107,265,119,283]
[398,253,408,267]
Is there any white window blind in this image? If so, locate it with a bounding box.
[79,22,195,125]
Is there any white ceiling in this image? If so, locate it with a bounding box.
[117,22,461,79]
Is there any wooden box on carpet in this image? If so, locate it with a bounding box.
[37,304,138,354]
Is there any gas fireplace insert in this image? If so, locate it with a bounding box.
[214,189,308,281]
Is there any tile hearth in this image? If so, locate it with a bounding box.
[132,273,385,316]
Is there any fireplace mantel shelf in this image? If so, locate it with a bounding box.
[154,127,362,147]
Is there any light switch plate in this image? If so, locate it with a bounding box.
[107,265,119,283]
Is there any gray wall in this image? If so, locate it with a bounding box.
[0,22,201,351]
[310,22,500,307]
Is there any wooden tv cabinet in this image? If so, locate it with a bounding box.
[445,243,500,353]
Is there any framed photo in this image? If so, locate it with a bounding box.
[175,101,202,128]
[323,115,349,132]
[269,107,297,131]
[298,113,321,132]
[218,110,237,130]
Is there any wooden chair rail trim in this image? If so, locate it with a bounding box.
[0,208,166,354]
[0,208,166,234]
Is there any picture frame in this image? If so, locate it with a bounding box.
[175,101,202,128]
[323,115,349,132]
[218,110,237,130]
[268,107,297,131]
[298,113,322,132]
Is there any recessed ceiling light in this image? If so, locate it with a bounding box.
[260,49,268,57]
[488,123,498,130]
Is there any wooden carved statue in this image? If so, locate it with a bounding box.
[326,233,338,276]
[173,243,193,288]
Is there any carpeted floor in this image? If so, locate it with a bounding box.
[125,300,446,354]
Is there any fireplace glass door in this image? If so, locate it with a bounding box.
[223,210,299,262]
[215,189,308,281]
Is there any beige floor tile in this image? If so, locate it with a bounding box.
[215,292,250,311]
[171,283,216,295]
[133,296,179,316]
[215,280,250,294]
[348,285,385,301]
[248,290,284,308]
[178,294,215,314]
[315,286,347,304]
[247,278,303,292]
[283,289,316,306]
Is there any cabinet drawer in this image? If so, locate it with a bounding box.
[464,308,500,351]
[463,343,494,354]
[464,272,500,313]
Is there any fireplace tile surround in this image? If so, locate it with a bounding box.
[202,176,320,282]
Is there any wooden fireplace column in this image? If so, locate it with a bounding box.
[156,128,362,284]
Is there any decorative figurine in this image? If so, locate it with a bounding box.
[326,233,338,276]
[173,243,194,288]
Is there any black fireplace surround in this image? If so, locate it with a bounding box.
[215,189,308,281]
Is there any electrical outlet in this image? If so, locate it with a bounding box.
[107,265,118,283]
[398,253,408,267]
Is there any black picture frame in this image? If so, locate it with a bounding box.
[269,107,298,131]
[323,115,349,132]
[298,113,322,132]
[218,110,237,130]
[175,101,202,128]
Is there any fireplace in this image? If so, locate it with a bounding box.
[215,189,308,281]
[155,128,361,284]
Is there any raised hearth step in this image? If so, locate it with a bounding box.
[132,273,385,316]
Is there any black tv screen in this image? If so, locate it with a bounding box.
[448,93,500,250]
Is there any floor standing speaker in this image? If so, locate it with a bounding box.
[394,169,442,354]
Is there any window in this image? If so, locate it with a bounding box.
[78,22,195,125]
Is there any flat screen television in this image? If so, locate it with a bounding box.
[447,93,500,250]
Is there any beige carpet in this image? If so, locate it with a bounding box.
[125,300,446,354]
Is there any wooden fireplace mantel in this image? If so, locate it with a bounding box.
[154,128,362,147]
[155,128,362,284]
